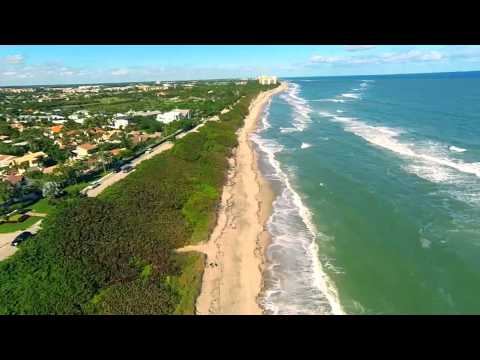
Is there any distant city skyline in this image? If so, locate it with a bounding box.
[2,45,480,86]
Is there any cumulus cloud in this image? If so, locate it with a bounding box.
[344,45,376,51]
[111,68,129,76]
[3,54,25,64]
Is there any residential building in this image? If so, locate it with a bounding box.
[4,174,25,186]
[0,155,18,168]
[12,152,47,168]
[74,143,97,159]
[42,164,58,174]
[51,125,64,135]
[10,122,25,132]
[109,148,126,157]
[257,75,278,85]
[156,109,191,124]
[113,118,129,129]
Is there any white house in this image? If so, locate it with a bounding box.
[156,109,191,124]
[257,75,278,85]
[49,114,65,121]
[68,114,85,124]
[68,110,91,124]
[113,118,129,129]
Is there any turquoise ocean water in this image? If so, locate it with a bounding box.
[252,72,480,314]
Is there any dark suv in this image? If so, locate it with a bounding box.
[11,231,33,247]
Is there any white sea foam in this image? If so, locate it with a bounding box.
[280,127,299,133]
[301,142,312,149]
[340,93,360,99]
[258,99,272,131]
[318,111,336,118]
[336,110,344,113]
[449,145,467,153]
[310,98,346,103]
[251,100,344,315]
[279,83,312,131]
[321,112,480,183]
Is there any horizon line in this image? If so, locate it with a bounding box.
[2,69,480,88]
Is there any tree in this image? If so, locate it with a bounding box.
[0,181,13,204]
[42,181,62,200]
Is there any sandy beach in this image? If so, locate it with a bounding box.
[178,82,288,314]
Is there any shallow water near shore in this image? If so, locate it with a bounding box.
[255,73,480,314]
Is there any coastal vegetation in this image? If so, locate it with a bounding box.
[0,81,278,314]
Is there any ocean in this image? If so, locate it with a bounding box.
[252,72,480,315]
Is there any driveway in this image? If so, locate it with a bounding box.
[0,220,43,262]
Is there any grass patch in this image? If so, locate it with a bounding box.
[170,252,206,315]
[30,198,56,215]
[0,216,41,233]
[64,182,89,195]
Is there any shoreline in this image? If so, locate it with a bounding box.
[178,82,287,314]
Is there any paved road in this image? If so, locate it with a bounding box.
[87,141,174,197]
[0,220,43,261]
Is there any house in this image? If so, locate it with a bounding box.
[12,152,47,168]
[68,110,91,124]
[49,114,65,121]
[88,128,105,136]
[51,125,64,135]
[113,118,129,129]
[257,75,278,85]
[10,122,25,132]
[113,113,129,119]
[68,114,84,124]
[74,143,97,158]
[0,154,18,168]
[42,164,58,174]
[156,109,191,124]
[109,148,126,157]
[4,174,25,187]
[100,130,119,142]
[129,131,150,145]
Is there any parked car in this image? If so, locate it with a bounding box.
[121,164,134,173]
[90,181,101,189]
[145,148,152,154]
[11,231,33,247]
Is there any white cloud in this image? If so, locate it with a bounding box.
[111,68,129,76]
[344,45,376,51]
[309,49,445,66]
[3,54,24,64]
[310,55,345,63]
[380,50,443,63]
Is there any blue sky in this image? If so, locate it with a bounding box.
[1,45,480,86]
